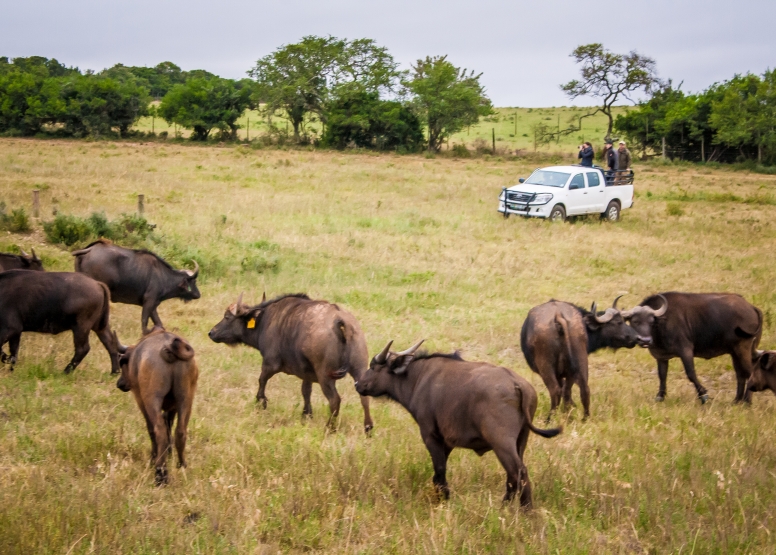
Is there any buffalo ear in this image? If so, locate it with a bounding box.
[760,352,772,369]
[390,354,414,375]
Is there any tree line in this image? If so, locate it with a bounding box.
[0,39,492,151]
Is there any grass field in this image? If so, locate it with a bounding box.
[1,138,776,554]
[133,106,629,154]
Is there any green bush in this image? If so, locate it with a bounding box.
[0,203,32,232]
[43,211,156,247]
[43,214,93,246]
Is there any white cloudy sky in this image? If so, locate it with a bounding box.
[1,0,773,107]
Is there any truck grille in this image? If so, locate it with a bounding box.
[506,191,533,203]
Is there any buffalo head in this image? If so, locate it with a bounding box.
[620,295,668,347]
[178,260,201,301]
[208,292,261,345]
[355,339,424,397]
[748,351,776,395]
[584,296,640,349]
[19,248,43,271]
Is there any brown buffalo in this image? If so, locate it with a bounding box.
[747,351,776,397]
[208,293,373,433]
[0,248,43,272]
[355,340,561,507]
[0,270,120,374]
[117,328,198,485]
[521,297,639,419]
[624,292,762,403]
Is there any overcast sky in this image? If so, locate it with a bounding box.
[1,0,774,107]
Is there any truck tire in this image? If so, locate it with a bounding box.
[602,201,621,222]
[549,204,566,222]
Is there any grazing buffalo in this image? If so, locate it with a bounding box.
[0,248,43,272]
[117,328,198,485]
[73,239,200,334]
[521,297,639,419]
[623,292,762,403]
[355,340,561,507]
[0,270,120,374]
[748,351,776,398]
[208,293,373,433]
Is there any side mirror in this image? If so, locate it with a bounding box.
[518,178,525,183]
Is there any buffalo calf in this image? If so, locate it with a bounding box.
[355,340,561,507]
[521,297,638,419]
[748,351,776,397]
[117,328,198,485]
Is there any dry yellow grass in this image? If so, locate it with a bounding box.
[1,138,775,554]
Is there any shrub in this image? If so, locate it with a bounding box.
[0,203,32,232]
[43,211,156,247]
[43,214,93,245]
[451,144,471,158]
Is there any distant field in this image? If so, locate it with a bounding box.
[133,106,631,154]
[1,139,775,553]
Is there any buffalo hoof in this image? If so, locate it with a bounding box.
[655,393,666,402]
[257,397,268,409]
[699,394,709,404]
[364,424,374,435]
[154,468,168,486]
[63,364,75,375]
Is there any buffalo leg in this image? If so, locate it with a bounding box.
[678,352,708,402]
[578,375,591,419]
[516,426,532,507]
[256,363,280,408]
[492,439,531,506]
[164,409,177,458]
[359,394,373,434]
[140,301,161,335]
[145,398,169,485]
[424,436,451,499]
[319,379,341,430]
[561,377,576,409]
[731,349,753,404]
[64,329,91,374]
[541,372,562,422]
[301,379,313,418]
[655,359,669,401]
[95,326,120,374]
[0,328,21,368]
[175,400,192,469]
[6,333,21,370]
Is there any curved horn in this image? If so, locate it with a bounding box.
[262,291,267,303]
[590,301,598,316]
[612,295,624,310]
[591,301,615,324]
[229,292,244,316]
[649,294,668,317]
[396,339,425,357]
[19,247,29,257]
[185,260,199,278]
[374,340,393,364]
[31,247,39,261]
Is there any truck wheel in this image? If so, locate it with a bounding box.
[603,201,621,222]
[549,205,566,222]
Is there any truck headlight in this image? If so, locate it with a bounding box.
[531,193,553,205]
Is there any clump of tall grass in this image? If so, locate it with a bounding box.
[0,202,32,233]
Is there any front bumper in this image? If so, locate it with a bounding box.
[498,201,550,218]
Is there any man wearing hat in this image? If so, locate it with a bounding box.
[603,140,617,184]
[616,140,631,184]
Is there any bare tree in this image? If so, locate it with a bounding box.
[561,43,661,139]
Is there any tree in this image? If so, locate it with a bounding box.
[404,55,492,152]
[562,43,661,139]
[159,76,252,140]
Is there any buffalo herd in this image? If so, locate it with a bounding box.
[1,241,775,505]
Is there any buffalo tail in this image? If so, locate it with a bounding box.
[555,313,579,376]
[515,384,562,438]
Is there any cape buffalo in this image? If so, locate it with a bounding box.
[623,292,762,403]
[117,328,198,485]
[0,270,120,374]
[0,248,43,272]
[73,239,200,334]
[748,351,776,398]
[355,340,561,507]
[521,297,639,419]
[208,293,373,433]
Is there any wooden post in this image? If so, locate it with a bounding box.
[492,128,496,154]
[137,194,145,216]
[247,117,250,141]
[32,189,40,218]
[152,116,155,134]
[701,137,705,163]
[514,112,517,136]
[662,136,666,159]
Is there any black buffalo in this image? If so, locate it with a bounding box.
[521,297,639,419]
[355,340,561,507]
[0,270,120,374]
[208,293,373,433]
[0,248,43,272]
[748,351,776,398]
[624,292,762,403]
[73,240,200,334]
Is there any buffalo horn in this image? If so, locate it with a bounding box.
[262,291,267,303]
[396,339,425,357]
[230,292,244,316]
[650,294,668,317]
[19,247,29,257]
[31,247,39,260]
[591,301,615,324]
[612,295,624,310]
[375,340,393,364]
[185,260,199,278]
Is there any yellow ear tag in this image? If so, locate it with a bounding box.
[246,318,256,329]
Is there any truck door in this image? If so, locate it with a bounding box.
[585,171,606,213]
[565,173,587,215]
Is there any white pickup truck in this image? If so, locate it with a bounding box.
[497,165,634,222]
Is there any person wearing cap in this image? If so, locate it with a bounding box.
[616,140,632,184]
[602,140,617,184]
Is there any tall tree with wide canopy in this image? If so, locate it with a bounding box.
[404,55,492,152]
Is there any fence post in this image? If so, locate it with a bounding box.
[247,117,250,141]
[137,194,145,216]
[492,128,496,155]
[701,137,705,163]
[662,137,666,160]
[32,189,40,218]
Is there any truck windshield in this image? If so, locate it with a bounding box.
[524,170,570,188]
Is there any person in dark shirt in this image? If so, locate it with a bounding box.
[577,142,594,166]
[603,140,617,184]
